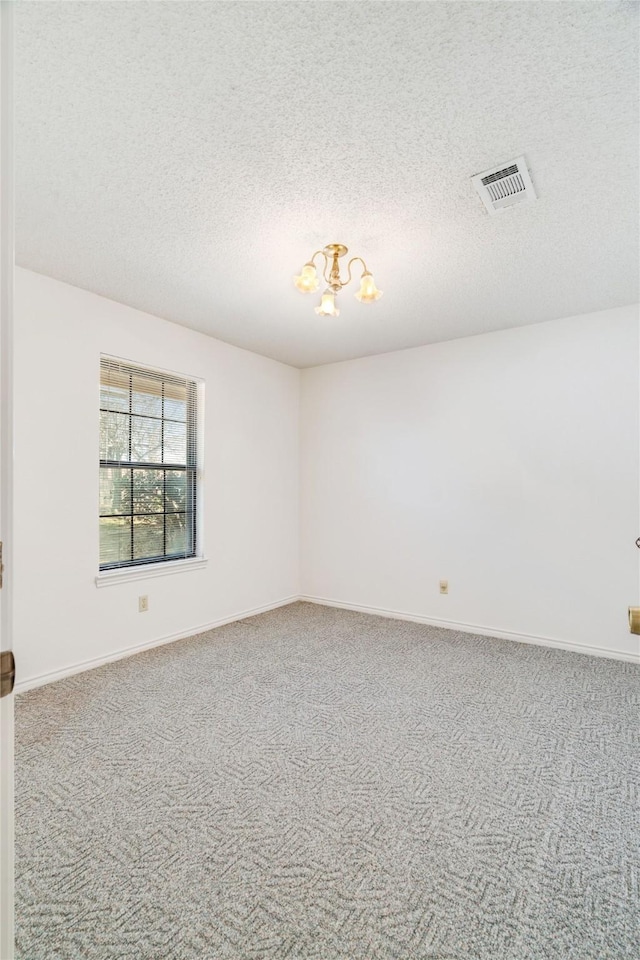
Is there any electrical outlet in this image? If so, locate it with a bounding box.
[439,580,449,595]
[138,595,149,613]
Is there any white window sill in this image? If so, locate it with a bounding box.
[95,557,208,588]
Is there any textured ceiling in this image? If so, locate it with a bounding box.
[15,1,639,368]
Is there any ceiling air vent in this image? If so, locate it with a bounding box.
[471,156,536,215]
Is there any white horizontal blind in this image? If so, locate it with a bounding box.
[99,357,198,570]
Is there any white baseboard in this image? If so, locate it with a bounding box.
[15,595,300,694]
[299,595,640,664]
[16,592,639,693]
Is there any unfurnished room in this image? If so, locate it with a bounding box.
[0,2,638,958]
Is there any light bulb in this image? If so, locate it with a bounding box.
[293,262,319,293]
[355,272,383,303]
[315,289,340,317]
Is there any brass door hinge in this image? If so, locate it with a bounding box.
[0,650,15,698]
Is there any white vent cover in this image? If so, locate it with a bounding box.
[471,156,537,215]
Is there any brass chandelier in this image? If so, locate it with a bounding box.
[293,243,383,317]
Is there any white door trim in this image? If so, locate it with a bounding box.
[0,1,15,956]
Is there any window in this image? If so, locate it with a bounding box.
[99,357,199,570]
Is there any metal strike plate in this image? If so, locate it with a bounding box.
[0,650,15,698]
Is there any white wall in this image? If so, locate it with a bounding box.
[300,305,640,659]
[14,268,300,687]
[13,276,640,681]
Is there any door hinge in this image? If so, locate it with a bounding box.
[0,540,3,588]
[0,650,15,698]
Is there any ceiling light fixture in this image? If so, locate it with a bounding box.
[294,243,383,317]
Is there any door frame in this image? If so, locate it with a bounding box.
[0,1,15,957]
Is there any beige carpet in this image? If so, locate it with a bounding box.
[15,602,640,958]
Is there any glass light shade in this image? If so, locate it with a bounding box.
[355,272,383,303]
[315,289,340,317]
[293,263,320,293]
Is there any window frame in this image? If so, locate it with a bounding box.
[98,356,203,577]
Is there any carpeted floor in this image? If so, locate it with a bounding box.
[15,601,640,959]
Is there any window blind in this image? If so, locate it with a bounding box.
[99,357,199,570]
